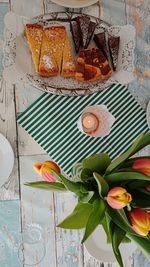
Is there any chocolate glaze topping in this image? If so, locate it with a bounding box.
[108,36,120,71]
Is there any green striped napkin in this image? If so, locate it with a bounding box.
[17,84,149,174]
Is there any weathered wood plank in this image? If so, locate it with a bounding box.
[0,2,9,75]
[54,192,84,267]
[15,83,46,156]
[43,0,65,12]
[19,154,57,267]
[0,200,23,267]
[82,1,101,18]
[125,0,150,105]
[10,0,44,17]
[0,79,19,200]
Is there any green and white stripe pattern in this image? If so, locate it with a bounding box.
[17,84,149,174]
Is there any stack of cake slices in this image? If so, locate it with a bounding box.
[25,24,76,77]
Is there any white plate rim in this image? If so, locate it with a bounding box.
[50,0,98,8]
[0,133,14,186]
[84,225,137,263]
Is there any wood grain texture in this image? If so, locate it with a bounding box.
[0,79,19,200]
[0,200,22,267]
[10,0,44,17]
[19,154,57,267]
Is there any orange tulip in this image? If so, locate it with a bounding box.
[129,208,150,236]
[34,160,61,182]
[132,158,150,176]
[106,187,132,209]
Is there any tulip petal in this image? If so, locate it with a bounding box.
[107,196,126,209]
[107,187,132,209]
[34,163,43,175]
[129,208,150,236]
[133,159,150,176]
[107,187,126,197]
[131,224,149,237]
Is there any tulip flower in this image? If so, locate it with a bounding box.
[132,158,150,176]
[106,187,132,209]
[129,208,150,236]
[34,160,61,182]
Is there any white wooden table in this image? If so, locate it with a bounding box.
[0,0,150,266]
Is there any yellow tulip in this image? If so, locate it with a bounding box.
[107,187,132,209]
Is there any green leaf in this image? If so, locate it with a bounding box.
[93,172,109,197]
[24,181,67,191]
[52,170,86,196]
[126,180,150,190]
[101,215,111,243]
[57,202,93,229]
[106,133,150,174]
[107,208,136,236]
[82,153,111,174]
[109,222,125,267]
[105,171,150,184]
[127,233,150,260]
[79,191,94,203]
[137,188,150,196]
[81,198,106,243]
[131,198,150,209]
[81,168,93,182]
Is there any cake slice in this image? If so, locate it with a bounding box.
[92,48,112,80]
[75,48,99,82]
[77,16,90,48]
[108,35,120,71]
[61,33,76,78]
[70,20,81,53]
[25,23,43,72]
[94,31,109,59]
[38,32,58,77]
[85,21,96,48]
[44,26,66,72]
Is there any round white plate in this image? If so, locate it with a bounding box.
[50,0,98,8]
[85,225,136,263]
[0,133,14,187]
[146,101,150,128]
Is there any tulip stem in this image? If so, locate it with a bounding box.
[127,204,131,211]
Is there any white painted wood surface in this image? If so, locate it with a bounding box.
[0,0,150,266]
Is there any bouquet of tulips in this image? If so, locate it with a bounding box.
[26,133,150,267]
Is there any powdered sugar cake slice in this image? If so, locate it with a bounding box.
[61,33,76,77]
[38,32,58,77]
[44,26,66,73]
[25,24,43,72]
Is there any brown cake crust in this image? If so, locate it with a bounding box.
[25,23,43,72]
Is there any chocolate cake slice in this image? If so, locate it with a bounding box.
[108,35,120,71]
[92,48,112,80]
[93,31,109,59]
[85,21,96,48]
[70,20,81,53]
[77,16,90,48]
